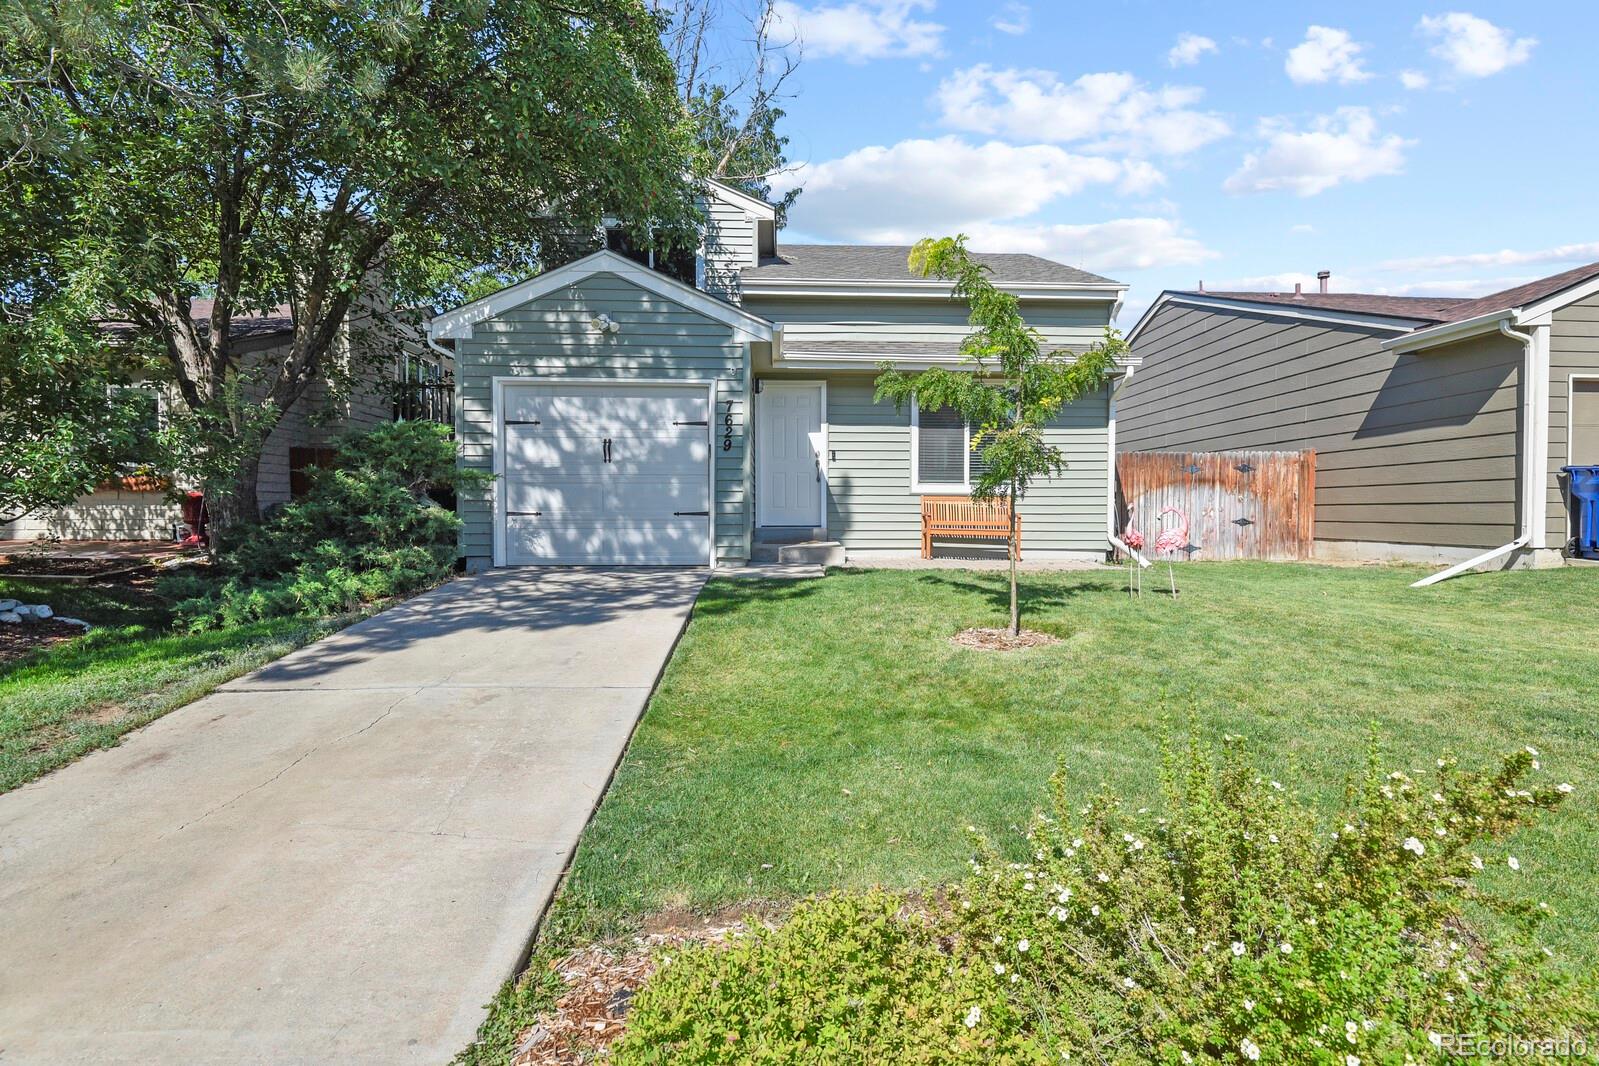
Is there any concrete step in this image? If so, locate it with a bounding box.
[753,540,845,566]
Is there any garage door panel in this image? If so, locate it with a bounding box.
[505,516,709,565]
[499,383,712,566]
[505,477,707,518]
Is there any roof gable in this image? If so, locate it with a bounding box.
[428,250,774,343]
[742,244,1123,290]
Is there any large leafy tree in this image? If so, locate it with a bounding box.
[875,236,1126,636]
[1,0,700,540]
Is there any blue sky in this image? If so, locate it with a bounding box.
[753,0,1597,324]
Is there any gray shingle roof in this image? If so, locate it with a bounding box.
[1179,291,1465,322]
[780,339,967,359]
[744,244,1122,287]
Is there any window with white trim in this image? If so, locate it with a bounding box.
[911,397,990,493]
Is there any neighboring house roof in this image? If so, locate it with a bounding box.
[188,298,296,340]
[1131,260,1599,351]
[1170,291,1466,322]
[743,244,1123,289]
[1430,260,1599,323]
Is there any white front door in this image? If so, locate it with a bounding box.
[757,382,824,527]
[499,382,712,565]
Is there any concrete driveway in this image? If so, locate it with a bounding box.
[0,568,705,1065]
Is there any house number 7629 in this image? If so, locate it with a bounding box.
[722,399,734,452]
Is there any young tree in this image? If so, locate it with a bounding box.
[1,0,700,543]
[874,236,1127,636]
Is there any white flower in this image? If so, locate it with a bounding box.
[1058,889,1072,903]
[1470,854,1484,871]
[1243,998,1255,1011]
[1271,780,1283,791]
[1532,760,1541,771]
[1182,1053,1193,1065]
[994,963,1007,975]
[1072,838,1084,848]
[1091,905,1101,917]
[1526,745,1539,756]
[1097,872,1110,883]
[1433,826,1447,837]
[1017,939,1030,953]
[1231,941,1246,956]
[1268,833,1279,844]
[1280,942,1293,954]
[1507,855,1520,871]
[961,900,972,910]
[965,1005,982,1029]
[1557,782,1574,794]
[1122,977,1135,989]
[1132,839,1145,851]
[1402,837,1426,857]
[1348,1056,1361,1066]
[1240,1037,1261,1061]
[1123,833,1134,842]
[1432,792,1445,803]
[993,935,1004,945]
[1011,973,1020,984]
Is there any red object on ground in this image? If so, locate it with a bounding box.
[179,491,209,547]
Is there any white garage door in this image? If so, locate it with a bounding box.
[499,383,712,565]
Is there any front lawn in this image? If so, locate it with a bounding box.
[0,574,341,793]
[464,561,1599,1062]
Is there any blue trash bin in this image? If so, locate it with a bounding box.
[1562,465,1599,559]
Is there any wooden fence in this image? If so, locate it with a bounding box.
[1116,449,1316,561]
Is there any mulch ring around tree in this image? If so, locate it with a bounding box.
[951,626,1061,651]
[0,618,92,666]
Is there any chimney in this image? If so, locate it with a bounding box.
[1198,280,1205,293]
[1292,281,1304,300]
[1317,270,1331,294]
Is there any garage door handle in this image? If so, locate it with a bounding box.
[602,438,612,463]
[505,419,541,426]
[674,511,709,517]
[508,511,542,517]
[673,419,709,426]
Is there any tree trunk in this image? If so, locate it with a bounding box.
[205,451,262,558]
[1009,482,1020,636]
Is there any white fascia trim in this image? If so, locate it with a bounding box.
[1380,308,1513,353]
[702,177,777,222]
[1519,270,1599,322]
[773,350,1141,372]
[1129,292,1426,346]
[428,249,774,343]
[742,279,1126,302]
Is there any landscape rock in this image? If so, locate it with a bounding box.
[0,611,20,625]
[30,604,54,620]
[56,617,91,630]
[0,598,19,612]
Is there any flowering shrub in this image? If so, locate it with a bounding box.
[614,740,1593,1064]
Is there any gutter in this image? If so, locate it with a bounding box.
[1411,317,1537,587]
[1107,367,1151,568]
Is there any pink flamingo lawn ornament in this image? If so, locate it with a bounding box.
[1154,506,1189,598]
[1122,523,1145,597]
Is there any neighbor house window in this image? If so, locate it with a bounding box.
[911,397,990,493]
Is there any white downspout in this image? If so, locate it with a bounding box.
[1107,367,1151,567]
[1411,318,1536,587]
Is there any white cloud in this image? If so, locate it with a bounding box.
[963,218,1217,273]
[934,65,1230,156]
[1379,241,1599,272]
[769,137,1153,240]
[991,2,1029,35]
[1167,33,1218,67]
[1224,107,1410,197]
[1285,26,1372,84]
[772,0,943,63]
[1418,12,1535,78]
[1399,69,1431,90]
[1289,223,1317,235]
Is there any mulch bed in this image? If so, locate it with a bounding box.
[0,556,155,579]
[951,626,1061,651]
[0,618,90,666]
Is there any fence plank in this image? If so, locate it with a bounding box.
[1117,449,1316,561]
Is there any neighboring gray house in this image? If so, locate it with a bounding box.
[3,303,447,542]
[428,180,1133,570]
[1120,262,1599,574]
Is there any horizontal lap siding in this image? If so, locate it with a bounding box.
[1547,292,1599,546]
[743,296,1107,349]
[1122,304,1522,550]
[702,198,754,302]
[455,273,750,565]
[822,375,1109,552]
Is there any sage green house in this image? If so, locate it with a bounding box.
[1120,261,1599,576]
[428,181,1132,571]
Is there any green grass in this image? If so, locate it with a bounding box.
[573,561,1598,943]
[458,561,1599,1064]
[0,576,343,793]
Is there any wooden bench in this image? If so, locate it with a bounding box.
[920,495,1021,560]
